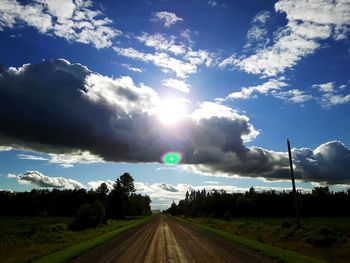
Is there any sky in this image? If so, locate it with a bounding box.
[0,0,350,210]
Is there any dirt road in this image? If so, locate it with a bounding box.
[71,214,274,263]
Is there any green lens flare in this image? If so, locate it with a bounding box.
[162,152,181,165]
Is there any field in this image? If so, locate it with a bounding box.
[185,217,350,263]
[0,216,149,263]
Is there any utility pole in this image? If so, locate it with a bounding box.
[287,139,301,227]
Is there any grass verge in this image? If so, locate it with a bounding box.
[32,216,151,263]
[175,216,324,263]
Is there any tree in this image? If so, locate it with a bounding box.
[96,182,109,199]
[119,172,135,196]
[312,186,330,196]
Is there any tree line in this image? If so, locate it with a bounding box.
[0,173,151,229]
[165,186,350,219]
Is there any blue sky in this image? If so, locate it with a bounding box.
[0,0,350,209]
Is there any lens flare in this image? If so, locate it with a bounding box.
[162,152,182,165]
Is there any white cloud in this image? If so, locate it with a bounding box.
[88,180,115,190]
[191,101,260,143]
[221,79,288,100]
[40,0,76,21]
[311,81,350,107]
[162,78,191,93]
[244,11,271,51]
[48,151,104,168]
[18,154,49,161]
[223,0,350,77]
[276,0,350,27]
[203,181,219,184]
[84,74,160,114]
[0,146,12,151]
[237,27,321,77]
[114,47,197,78]
[312,82,335,93]
[0,0,120,48]
[180,29,194,46]
[151,11,183,28]
[185,49,214,67]
[218,54,240,69]
[121,64,144,73]
[136,33,186,55]
[272,89,313,104]
[192,101,240,120]
[8,171,84,189]
[155,166,180,171]
[208,0,218,7]
[321,93,350,107]
[116,31,215,79]
[17,151,103,167]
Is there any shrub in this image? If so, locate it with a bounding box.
[70,200,105,231]
[224,211,232,221]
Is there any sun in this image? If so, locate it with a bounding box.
[156,98,187,125]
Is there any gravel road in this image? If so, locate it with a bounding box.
[71,214,274,263]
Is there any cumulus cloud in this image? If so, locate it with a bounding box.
[0,0,120,48]
[162,78,191,93]
[221,0,350,77]
[151,11,183,28]
[187,140,350,184]
[292,141,350,183]
[1,59,349,184]
[88,179,115,190]
[8,171,84,189]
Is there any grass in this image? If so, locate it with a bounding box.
[176,216,350,263]
[0,216,151,263]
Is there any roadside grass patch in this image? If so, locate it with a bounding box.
[176,216,350,263]
[0,216,150,263]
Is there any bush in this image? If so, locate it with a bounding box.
[304,227,338,246]
[281,221,292,228]
[224,211,232,221]
[70,200,106,231]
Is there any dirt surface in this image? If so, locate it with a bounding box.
[71,214,274,263]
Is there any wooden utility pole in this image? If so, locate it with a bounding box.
[287,139,301,227]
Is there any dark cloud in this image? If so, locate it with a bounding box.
[157,183,178,192]
[1,59,349,184]
[293,141,350,183]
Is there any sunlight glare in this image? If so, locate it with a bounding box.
[156,98,187,125]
